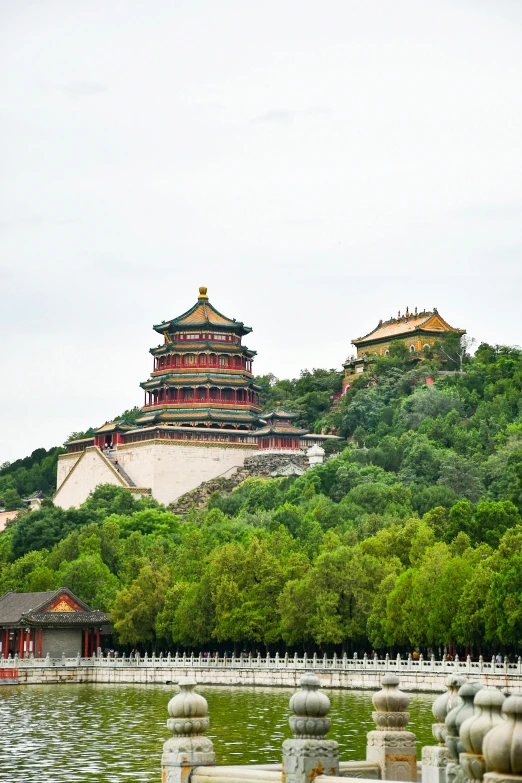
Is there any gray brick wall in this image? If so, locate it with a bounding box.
[42,628,82,657]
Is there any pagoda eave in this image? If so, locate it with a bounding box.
[140,403,262,414]
[153,321,252,337]
[147,368,255,381]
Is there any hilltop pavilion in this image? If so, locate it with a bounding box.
[343,307,466,390]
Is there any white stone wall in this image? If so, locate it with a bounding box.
[54,449,126,509]
[17,666,522,692]
[56,454,80,490]
[117,442,258,506]
[55,442,258,508]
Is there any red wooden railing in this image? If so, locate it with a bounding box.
[0,668,18,678]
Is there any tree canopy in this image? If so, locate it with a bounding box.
[3,342,522,654]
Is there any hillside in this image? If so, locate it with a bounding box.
[2,342,522,654]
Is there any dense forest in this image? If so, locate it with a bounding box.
[2,341,522,655]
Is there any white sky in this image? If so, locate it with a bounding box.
[1,0,522,463]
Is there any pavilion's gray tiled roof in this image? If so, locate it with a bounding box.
[22,611,110,627]
[0,591,56,624]
[0,588,108,627]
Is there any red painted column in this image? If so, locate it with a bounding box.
[25,629,30,658]
[18,631,24,657]
[206,387,210,402]
[37,629,42,658]
[83,629,89,658]
[95,628,100,654]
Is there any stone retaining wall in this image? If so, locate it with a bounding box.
[15,666,522,692]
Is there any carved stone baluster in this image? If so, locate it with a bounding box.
[282,673,338,783]
[422,675,466,783]
[366,674,417,781]
[483,694,522,783]
[162,677,215,783]
[446,682,482,783]
[459,688,505,783]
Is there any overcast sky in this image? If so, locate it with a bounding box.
[1,0,522,464]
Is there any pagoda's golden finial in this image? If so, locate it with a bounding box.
[198,286,208,300]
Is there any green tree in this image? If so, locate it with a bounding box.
[111,564,170,646]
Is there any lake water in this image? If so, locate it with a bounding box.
[0,684,435,783]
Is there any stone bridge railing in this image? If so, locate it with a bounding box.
[160,672,522,783]
[2,651,522,677]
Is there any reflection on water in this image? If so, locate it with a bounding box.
[0,684,435,783]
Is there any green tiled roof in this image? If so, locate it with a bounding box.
[151,342,256,357]
[255,425,308,436]
[260,407,299,420]
[153,289,252,337]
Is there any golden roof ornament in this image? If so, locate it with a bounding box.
[198,286,209,300]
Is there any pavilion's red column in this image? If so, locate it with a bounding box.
[95,628,100,654]
[83,629,89,658]
[25,629,30,658]
[37,629,43,658]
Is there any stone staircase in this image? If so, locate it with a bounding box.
[103,450,137,487]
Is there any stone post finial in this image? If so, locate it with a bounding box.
[459,688,505,783]
[432,675,467,746]
[371,673,410,731]
[483,695,522,781]
[445,682,482,783]
[288,673,332,738]
[422,676,466,783]
[162,678,215,783]
[367,675,417,781]
[283,674,339,783]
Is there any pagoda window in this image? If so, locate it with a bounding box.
[184,354,196,366]
[219,355,228,367]
[182,388,194,401]
[210,387,219,401]
[196,387,206,401]
[200,354,207,366]
[410,345,415,353]
[222,389,233,402]
[213,334,226,341]
[209,353,217,367]
[174,355,181,366]
[234,356,241,368]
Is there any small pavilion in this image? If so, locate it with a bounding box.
[256,408,308,451]
[0,588,111,659]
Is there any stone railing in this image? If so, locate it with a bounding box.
[160,672,522,783]
[2,651,522,677]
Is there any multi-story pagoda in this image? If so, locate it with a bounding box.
[136,286,261,430]
[343,307,465,390]
[55,287,338,509]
